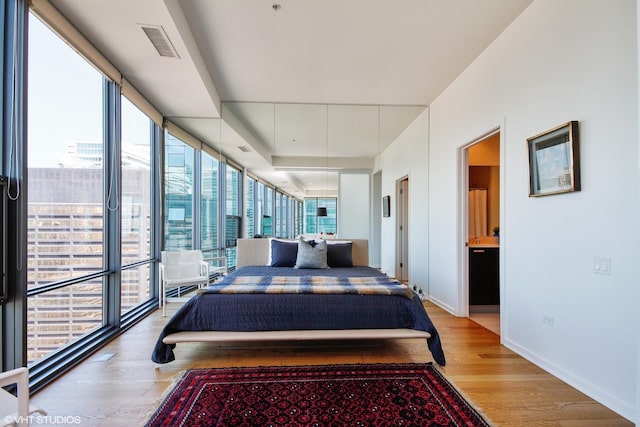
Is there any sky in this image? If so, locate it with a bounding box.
[28,13,149,168]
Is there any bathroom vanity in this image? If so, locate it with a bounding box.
[469,244,499,306]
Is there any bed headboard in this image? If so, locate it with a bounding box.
[236,238,369,268]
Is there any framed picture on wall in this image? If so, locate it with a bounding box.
[382,195,391,217]
[527,121,580,197]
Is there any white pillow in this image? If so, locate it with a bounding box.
[325,240,352,245]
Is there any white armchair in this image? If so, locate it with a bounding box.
[159,250,210,316]
[0,367,47,426]
[207,255,228,279]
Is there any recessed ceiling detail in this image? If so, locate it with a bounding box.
[50,0,534,198]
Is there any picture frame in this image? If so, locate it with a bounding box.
[382,195,391,217]
[527,121,580,197]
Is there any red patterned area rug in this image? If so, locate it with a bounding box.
[146,363,492,426]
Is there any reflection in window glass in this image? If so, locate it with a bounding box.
[285,196,292,238]
[27,14,105,364]
[120,265,151,315]
[226,166,240,216]
[275,192,282,237]
[281,194,291,238]
[304,198,337,235]
[295,200,303,236]
[263,187,274,237]
[292,199,298,237]
[225,166,241,266]
[120,96,152,314]
[201,152,219,258]
[164,132,194,250]
[293,200,298,236]
[256,182,265,237]
[246,177,256,238]
[304,199,318,234]
[317,198,337,234]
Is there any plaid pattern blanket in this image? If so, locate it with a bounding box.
[199,276,414,299]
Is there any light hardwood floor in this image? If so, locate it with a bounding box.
[469,312,500,335]
[30,301,632,426]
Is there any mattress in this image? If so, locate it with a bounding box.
[152,266,445,365]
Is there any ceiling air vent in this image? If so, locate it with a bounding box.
[140,24,179,58]
[238,145,252,153]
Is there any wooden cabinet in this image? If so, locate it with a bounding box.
[469,247,499,305]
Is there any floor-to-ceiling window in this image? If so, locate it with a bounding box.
[304,197,337,235]
[4,2,302,385]
[294,200,303,237]
[319,198,337,235]
[225,165,241,267]
[263,186,274,237]
[287,196,295,238]
[22,10,161,379]
[317,198,337,235]
[285,194,292,238]
[304,199,318,234]
[26,13,106,364]
[245,180,301,240]
[201,151,220,262]
[281,194,291,238]
[256,182,265,237]
[246,176,256,238]
[164,132,194,250]
[275,191,283,237]
[120,96,153,316]
[163,132,246,271]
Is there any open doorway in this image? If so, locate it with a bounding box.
[465,131,500,335]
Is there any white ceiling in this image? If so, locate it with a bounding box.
[49,0,533,198]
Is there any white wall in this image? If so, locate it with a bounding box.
[379,108,429,288]
[337,173,370,240]
[381,0,639,420]
[370,171,382,267]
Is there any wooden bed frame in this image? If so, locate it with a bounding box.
[161,238,431,347]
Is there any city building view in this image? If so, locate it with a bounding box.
[19,9,335,375]
[27,142,151,362]
[25,140,327,363]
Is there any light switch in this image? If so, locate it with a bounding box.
[593,256,612,275]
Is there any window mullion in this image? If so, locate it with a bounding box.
[103,79,121,327]
[2,0,29,372]
[150,123,162,301]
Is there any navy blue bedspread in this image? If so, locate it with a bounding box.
[152,266,445,365]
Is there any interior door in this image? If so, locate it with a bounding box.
[397,177,409,281]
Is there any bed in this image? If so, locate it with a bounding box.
[152,238,445,366]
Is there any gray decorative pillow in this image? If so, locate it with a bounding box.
[294,237,329,269]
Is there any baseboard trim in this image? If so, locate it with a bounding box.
[502,337,634,422]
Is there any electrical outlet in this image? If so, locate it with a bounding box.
[542,313,555,327]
